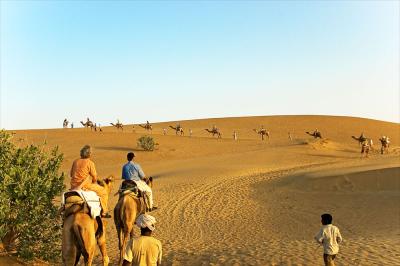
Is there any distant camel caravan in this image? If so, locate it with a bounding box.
[62,176,114,266]
[379,136,390,154]
[253,128,270,140]
[352,133,367,146]
[110,121,124,131]
[114,177,153,266]
[205,126,222,138]
[170,124,184,136]
[139,121,153,132]
[80,119,94,130]
[306,130,322,139]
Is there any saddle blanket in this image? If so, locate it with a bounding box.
[62,190,101,218]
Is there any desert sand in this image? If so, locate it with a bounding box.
[2,115,400,265]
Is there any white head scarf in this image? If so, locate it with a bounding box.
[135,214,156,231]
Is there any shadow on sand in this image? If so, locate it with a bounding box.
[95,146,142,152]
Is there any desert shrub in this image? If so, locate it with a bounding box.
[0,130,65,261]
[137,135,156,151]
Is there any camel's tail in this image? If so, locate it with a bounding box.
[351,136,358,140]
[73,224,89,259]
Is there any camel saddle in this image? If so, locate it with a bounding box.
[118,180,148,212]
[118,180,142,199]
[61,190,102,219]
[61,191,104,237]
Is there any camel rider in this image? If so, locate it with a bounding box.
[383,136,390,144]
[122,152,157,211]
[361,139,370,157]
[70,145,111,218]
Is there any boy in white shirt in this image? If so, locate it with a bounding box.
[315,213,343,266]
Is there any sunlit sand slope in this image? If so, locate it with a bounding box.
[4,115,399,265]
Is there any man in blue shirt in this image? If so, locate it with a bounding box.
[122,152,156,211]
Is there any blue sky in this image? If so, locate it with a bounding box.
[1,1,399,129]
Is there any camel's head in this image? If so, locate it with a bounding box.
[97,175,114,195]
[143,176,153,188]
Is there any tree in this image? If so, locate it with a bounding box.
[0,130,65,261]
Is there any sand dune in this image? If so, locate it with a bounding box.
[2,115,400,265]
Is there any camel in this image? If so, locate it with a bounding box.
[62,176,114,266]
[306,130,322,139]
[253,128,270,140]
[205,127,222,138]
[139,124,153,132]
[114,177,153,266]
[379,136,390,154]
[352,133,367,146]
[80,120,94,130]
[110,122,124,131]
[170,125,184,136]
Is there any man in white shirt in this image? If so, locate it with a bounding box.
[315,213,343,266]
[122,214,162,266]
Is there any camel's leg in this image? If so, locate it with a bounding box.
[62,236,77,265]
[79,225,96,266]
[62,218,78,266]
[74,251,81,266]
[114,208,122,251]
[97,231,109,266]
[119,229,131,266]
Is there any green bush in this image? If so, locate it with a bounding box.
[0,130,65,261]
[137,135,156,151]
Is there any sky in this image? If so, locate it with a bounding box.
[0,0,399,130]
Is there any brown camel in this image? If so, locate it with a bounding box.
[306,130,322,139]
[62,176,114,266]
[110,122,124,131]
[114,177,153,266]
[170,125,184,136]
[139,124,153,132]
[352,133,367,146]
[253,128,270,140]
[80,121,94,130]
[379,136,390,154]
[205,127,222,138]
